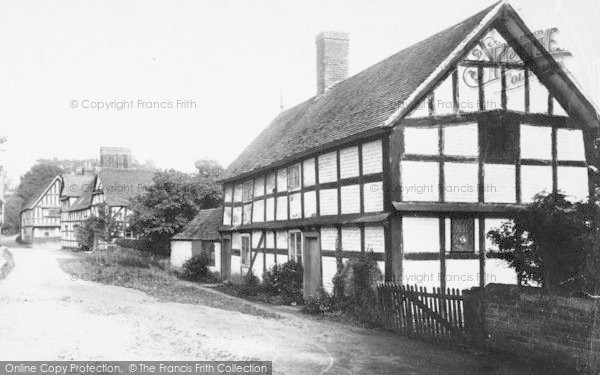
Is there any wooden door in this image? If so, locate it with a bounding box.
[303,235,322,299]
[221,239,231,281]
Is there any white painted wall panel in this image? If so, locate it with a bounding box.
[520,125,552,160]
[483,67,502,110]
[303,158,316,187]
[339,146,360,179]
[232,233,241,249]
[484,164,516,203]
[253,177,264,198]
[340,185,360,214]
[265,231,275,249]
[529,75,549,114]
[446,259,480,290]
[341,226,361,251]
[403,260,440,289]
[266,173,276,195]
[265,254,276,273]
[252,200,264,223]
[233,184,243,202]
[444,162,478,202]
[404,127,438,155]
[401,161,439,202]
[486,259,518,285]
[276,230,288,249]
[321,227,338,251]
[289,192,302,219]
[363,181,383,212]
[557,166,588,202]
[433,73,454,115]
[557,128,585,161]
[231,255,241,277]
[318,152,337,183]
[170,241,192,268]
[458,65,479,112]
[232,206,242,226]
[506,69,526,111]
[402,217,439,253]
[265,197,275,221]
[364,225,384,253]
[276,196,288,221]
[210,243,221,274]
[322,257,337,293]
[242,204,252,225]
[443,123,478,157]
[362,140,383,175]
[303,190,317,218]
[319,189,338,216]
[224,185,233,203]
[277,168,287,192]
[521,165,553,203]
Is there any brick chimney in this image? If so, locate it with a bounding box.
[316,31,349,95]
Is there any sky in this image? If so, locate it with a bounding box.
[1,0,599,186]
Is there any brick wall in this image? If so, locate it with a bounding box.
[464,284,600,373]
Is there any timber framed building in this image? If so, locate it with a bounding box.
[217,2,599,297]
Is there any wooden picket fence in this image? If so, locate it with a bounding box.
[377,283,467,345]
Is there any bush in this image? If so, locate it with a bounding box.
[114,238,170,256]
[15,236,23,245]
[179,254,219,282]
[302,288,335,315]
[237,269,262,296]
[263,260,303,304]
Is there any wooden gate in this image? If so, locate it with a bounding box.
[377,284,466,345]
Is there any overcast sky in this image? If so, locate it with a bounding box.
[1,0,599,185]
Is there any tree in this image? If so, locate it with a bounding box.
[487,192,600,294]
[130,166,222,247]
[1,194,23,235]
[17,162,64,204]
[193,159,224,209]
[75,206,120,250]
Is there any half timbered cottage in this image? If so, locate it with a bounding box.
[62,168,155,249]
[218,2,599,297]
[20,175,64,246]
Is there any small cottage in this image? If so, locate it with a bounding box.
[170,208,222,275]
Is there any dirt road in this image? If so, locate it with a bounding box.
[0,238,545,374]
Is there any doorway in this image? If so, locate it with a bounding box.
[303,234,322,299]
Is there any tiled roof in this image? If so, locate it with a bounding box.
[98,168,156,207]
[22,176,61,210]
[172,208,222,241]
[67,183,94,212]
[61,174,95,198]
[222,3,498,181]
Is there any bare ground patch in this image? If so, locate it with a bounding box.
[58,249,278,319]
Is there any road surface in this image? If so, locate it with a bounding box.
[0,237,545,374]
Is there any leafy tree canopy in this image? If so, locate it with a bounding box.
[488,192,600,295]
[17,162,65,205]
[130,161,223,245]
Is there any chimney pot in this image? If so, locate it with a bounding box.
[316,31,349,95]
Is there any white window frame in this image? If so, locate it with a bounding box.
[241,234,251,267]
[289,230,303,263]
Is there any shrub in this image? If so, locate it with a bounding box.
[237,269,261,296]
[263,260,303,304]
[487,192,600,294]
[179,253,219,282]
[114,238,170,256]
[302,288,335,315]
[15,236,23,245]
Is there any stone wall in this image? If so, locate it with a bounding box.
[464,284,600,373]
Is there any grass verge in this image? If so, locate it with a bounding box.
[0,248,15,280]
[58,248,279,319]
